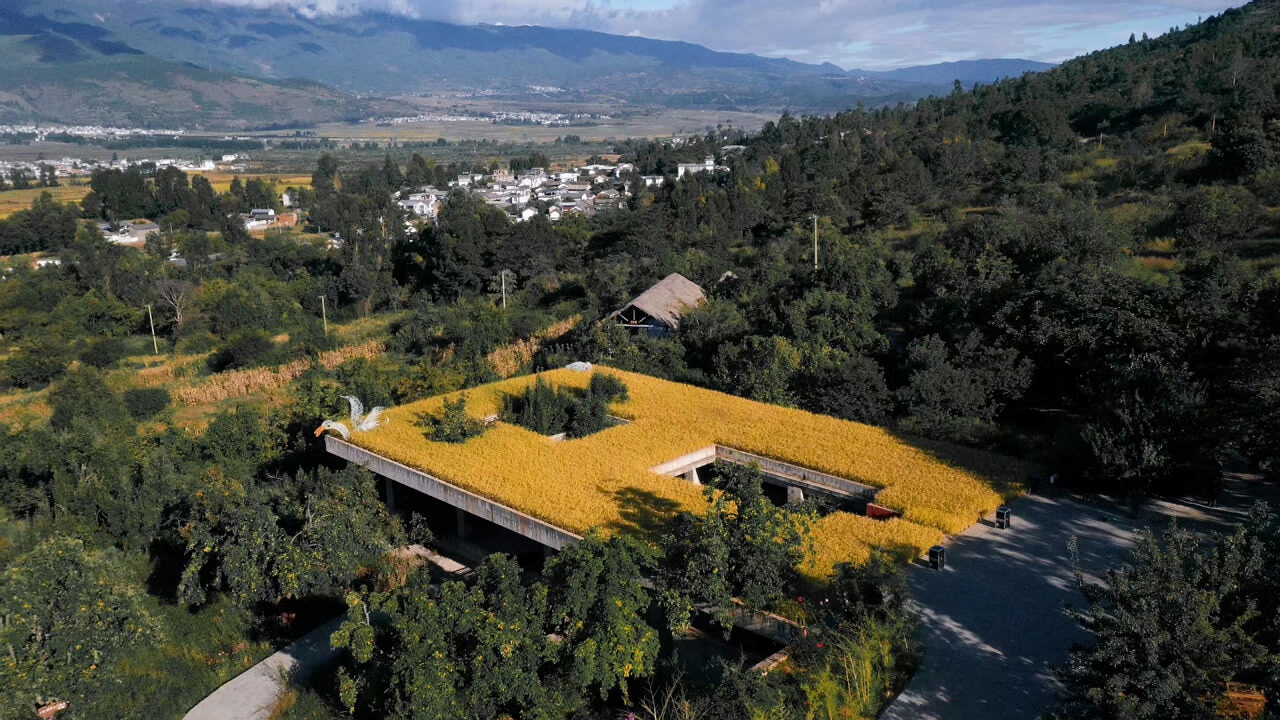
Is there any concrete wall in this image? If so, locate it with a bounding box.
[651,445,879,501]
[325,436,583,550]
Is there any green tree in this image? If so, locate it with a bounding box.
[0,536,159,716]
[542,534,659,703]
[1059,509,1274,719]
[659,463,813,632]
[424,393,487,443]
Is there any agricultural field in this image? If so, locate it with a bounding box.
[0,184,90,218]
[296,100,777,144]
[345,367,1030,579]
[189,172,312,193]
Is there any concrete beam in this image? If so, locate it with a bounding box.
[649,445,717,477]
[326,436,582,551]
[652,444,879,502]
[716,446,878,500]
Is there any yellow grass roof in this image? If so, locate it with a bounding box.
[347,367,1027,579]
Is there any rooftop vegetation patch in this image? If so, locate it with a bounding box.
[348,367,1027,578]
[500,372,628,439]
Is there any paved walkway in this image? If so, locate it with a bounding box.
[882,474,1275,720]
[183,615,346,720]
[184,548,470,720]
[880,494,1139,720]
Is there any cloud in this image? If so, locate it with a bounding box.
[192,0,1245,68]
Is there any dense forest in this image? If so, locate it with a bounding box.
[4,1,1280,718]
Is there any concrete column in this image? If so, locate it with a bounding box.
[455,508,467,539]
[787,486,805,505]
[384,476,397,513]
[684,467,701,485]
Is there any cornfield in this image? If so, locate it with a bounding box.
[173,341,385,406]
[174,360,311,406]
[318,340,385,369]
[487,316,581,378]
[349,368,1028,579]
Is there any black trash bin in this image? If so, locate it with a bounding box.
[929,545,946,570]
[996,506,1012,529]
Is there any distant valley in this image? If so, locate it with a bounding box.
[0,0,1054,129]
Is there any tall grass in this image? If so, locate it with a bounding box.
[487,315,581,378]
[172,341,384,406]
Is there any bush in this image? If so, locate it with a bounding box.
[501,372,629,438]
[176,331,219,355]
[422,393,487,443]
[123,387,171,420]
[3,338,72,389]
[207,330,277,372]
[79,336,129,369]
[49,366,126,431]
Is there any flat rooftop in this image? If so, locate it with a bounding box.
[344,367,1026,578]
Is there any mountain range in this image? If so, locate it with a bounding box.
[0,0,1055,129]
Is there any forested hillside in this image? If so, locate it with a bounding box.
[2,3,1280,718]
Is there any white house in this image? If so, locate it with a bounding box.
[677,157,721,179]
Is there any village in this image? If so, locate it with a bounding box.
[392,155,727,226]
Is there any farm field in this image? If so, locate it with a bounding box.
[297,101,779,144]
[190,172,312,193]
[0,185,90,218]
[0,173,310,219]
[346,367,1030,579]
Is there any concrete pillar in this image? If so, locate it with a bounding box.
[684,467,701,485]
[455,508,467,539]
[787,486,805,505]
[384,476,397,513]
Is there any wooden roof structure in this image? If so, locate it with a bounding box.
[610,272,707,331]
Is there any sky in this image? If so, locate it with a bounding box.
[204,0,1247,70]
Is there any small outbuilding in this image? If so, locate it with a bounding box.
[610,272,707,337]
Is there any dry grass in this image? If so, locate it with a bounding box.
[0,388,50,428]
[318,340,385,369]
[347,368,1027,578]
[174,360,311,406]
[487,315,581,378]
[172,341,384,406]
[1138,256,1177,272]
[332,312,410,344]
[1166,140,1212,158]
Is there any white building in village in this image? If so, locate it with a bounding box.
[677,156,727,179]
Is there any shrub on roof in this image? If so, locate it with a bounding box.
[421,393,487,444]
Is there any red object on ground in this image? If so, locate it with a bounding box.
[866,502,902,520]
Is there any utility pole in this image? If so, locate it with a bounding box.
[146,304,158,354]
[318,295,328,334]
[810,214,819,270]
[499,269,514,309]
